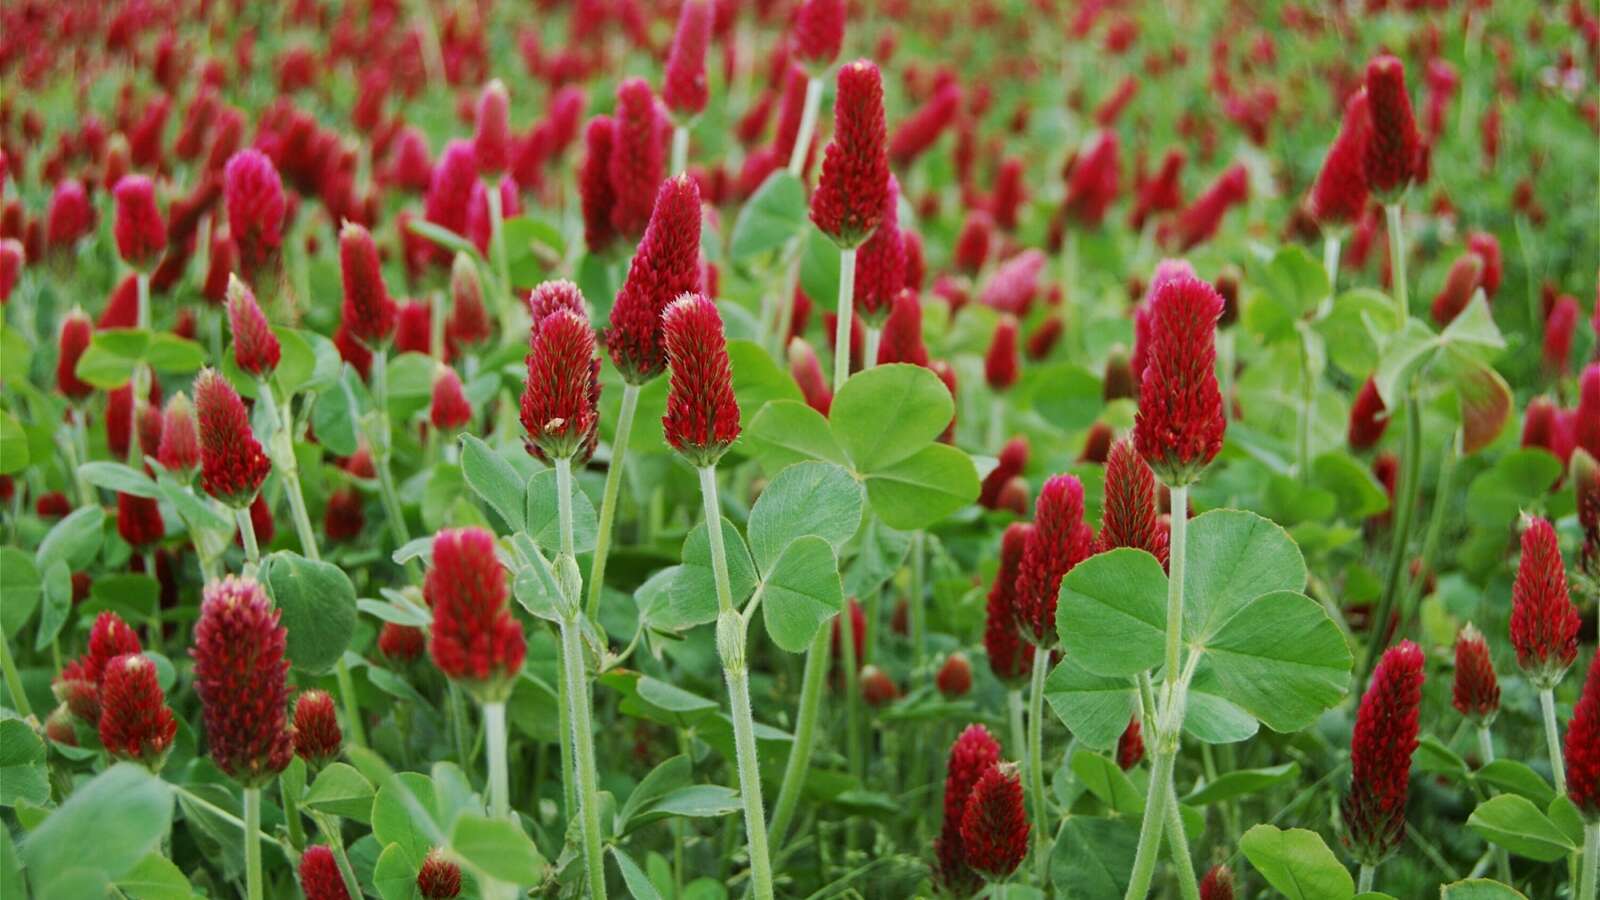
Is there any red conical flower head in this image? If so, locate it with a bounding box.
[877,288,928,367]
[1452,623,1500,724]
[788,337,832,416]
[117,491,165,548]
[430,366,473,433]
[1348,376,1388,450]
[985,523,1037,684]
[112,174,165,269]
[662,294,740,467]
[338,222,396,345]
[292,689,342,769]
[57,311,94,400]
[226,275,281,377]
[426,527,525,701]
[579,116,619,254]
[521,305,600,464]
[1509,515,1581,686]
[98,653,176,769]
[663,1,713,121]
[300,846,350,900]
[418,848,463,899]
[852,175,904,325]
[223,149,285,282]
[609,79,668,242]
[1429,254,1483,327]
[960,763,1029,878]
[792,0,845,71]
[810,61,889,249]
[1099,438,1169,567]
[191,576,294,786]
[473,80,512,177]
[1341,640,1424,865]
[934,724,1002,895]
[1117,716,1145,770]
[608,176,703,383]
[936,653,973,699]
[157,392,200,479]
[1133,276,1226,485]
[1014,474,1093,646]
[1565,651,1600,819]
[1362,56,1421,201]
[1200,866,1235,900]
[194,370,271,508]
[1310,90,1371,229]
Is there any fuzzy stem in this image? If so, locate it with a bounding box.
[671,125,690,176]
[1361,390,1421,683]
[698,467,733,613]
[770,623,831,847]
[1476,723,1513,883]
[257,384,319,561]
[448,682,474,769]
[488,177,512,320]
[333,658,366,749]
[243,787,263,900]
[832,248,858,393]
[141,550,162,652]
[1580,821,1599,900]
[278,777,305,851]
[1397,431,1457,635]
[909,531,927,666]
[1384,203,1408,319]
[1008,688,1027,768]
[308,809,362,900]
[236,505,261,571]
[0,635,32,718]
[1163,780,1200,900]
[1162,484,1190,700]
[863,327,881,371]
[484,701,510,819]
[1541,687,1569,796]
[788,77,823,177]
[554,630,577,819]
[555,458,577,558]
[588,382,639,620]
[1124,747,1175,900]
[1358,863,1375,893]
[559,617,608,899]
[1296,328,1315,484]
[1027,650,1051,884]
[1323,233,1342,294]
[770,258,802,359]
[988,395,1006,451]
[370,349,412,549]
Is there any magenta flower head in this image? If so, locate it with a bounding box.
[984,315,1020,392]
[1117,717,1145,770]
[1362,55,1421,201]
[194,369,271,508]
[426,527,525,702]
[300,846,349,900]
[1429,253,1484,328]
[934,723,1002,896]
[1200,866,1235,900]
[528,278,588,324]
[0,238,18,302]
[890,81,961,169]
[961,763,1029,879]
[1348,376,1388,450]
[339,221,397,346]
[521,304,601,465]
[579,115,619,254]
[56,310,94,401]
[792,0,845,72]
[1452,622,1500,724]
[607,174,703,384]
[663,0,712,121]
[1341,639,1424,866]
[1467,231,1503,298]
[191,575,294,786]
[226,275,280,377]
[113,174,166,269]
[1064,130,1121,229]
[609,78,668,242]
[1509,515,1581,687]
[425,139,479,245]
[97,652,177,771]
[473,79,512,177]
[1310,89,1371,229]
[418,849,463,898]
[1133,276,1226,486]
[985,523,1037,684]
[223,149,286,283]
[811,60,889,249]
[1100,437,1169,566]
[431,365,473,434]
[1566,651,1600,819]
[46,178,94,254]
[157,392,200,480]
[662,293,741,467]
[852,174,904,325]
[1015,474,1094,647]
[292,689,343,771]
[877,288,929,367]
[117,491,164,549]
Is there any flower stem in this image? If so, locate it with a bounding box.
[1540,687,1569,796]
[769,624,831,847]
[333,658,366,749]
[487,176,512,319]
[863,326,881,371]
[1007,688,1026,767]
[1163,779,1200,900]
[1476,723,1513,883]
[1027,650,1051,884]
[788,76,823,177]
[832,248,858,393]
[484,700,510,819]
[909,530,926,666]
[588,382,640,620]
[558,617,607,899]
[1361,391,1421,683]
[1162,484,1190,702]
[555,458,577,559]
[671,125,690,175]
[243,787,263,900]
[308,809,362,900]
[1384,202,1408,319]
[1296,328,1315,484]
[236,506,261,572]
[698,465,774,900]
[1358,863,1375,893]
[370,349,412,549]
[1124,747,1175,900]
[0,635,32,718]
[279,776,305,851]
[1580,821,1599,900]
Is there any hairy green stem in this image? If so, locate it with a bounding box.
[1398,431,1457,634]
[1384,203,1408,319]
[559,617,608,899]
[1358,863,1375,893]
[832,248,858,393]
[1163,780,1200,900]
[484,701,509,819]
[243,787,263,900]
[279,775,304,851]
[1541,688,1568,796]
[1008,689,1026,770]
[863,326,881,371]
[1580,821,1599,900]
[1124,747,1175,900]
[236,505,261,572]
[1361,391,1421,683]
[1474,723,1511,884]
[1027,651,1051,884]
[909,530,926,666]
[770,624,831,847]
[487,176,512,320]
[308,809,362,900]
[671,125,690,176]
[588,383,640,620]
[369,350,411,550]
[788,76,823,176]
[0,636,32,718]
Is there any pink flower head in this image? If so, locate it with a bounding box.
[608,175,703,383]
[521,304,601,464]
[984,523,1037,684]
[446,253,492,351]
[811,60,889,248]
[960,763,1029,878]
[1348,376,1388,450]
[1099,437,1169,566]
[113,174,166,269]
[192,576,294,786]
[424,140,479,248]
[1015,474,1094,646]
[338,221,396,345]
[853,174,904,325]
[1064,130,1121,229]
[1310,89,1371,229]
[663,1,713,121]
[1341,640,1424,865]
[1466,231,1503,298]
[1509,515,1581,686]
[226,275,280,377]
[792,0,845,71]
[609,79,668,242]
[579,115,619,254]
[292,689,343,770]
[98,653,177,770]
[473,79,512,177]
[194,369,271,508]
[1362,55,1421,201]
[1133,276,1226,485]
[662,293,741,466]
[46,178,94,252]
[1452,623,1500,724]
[984,315,1020,391]
[788,337,832,416]
[223,149,286,282]
[430,366,473,433]
[56,311,94,400]
[426,527,525,701]
[1565,651,1600,818]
